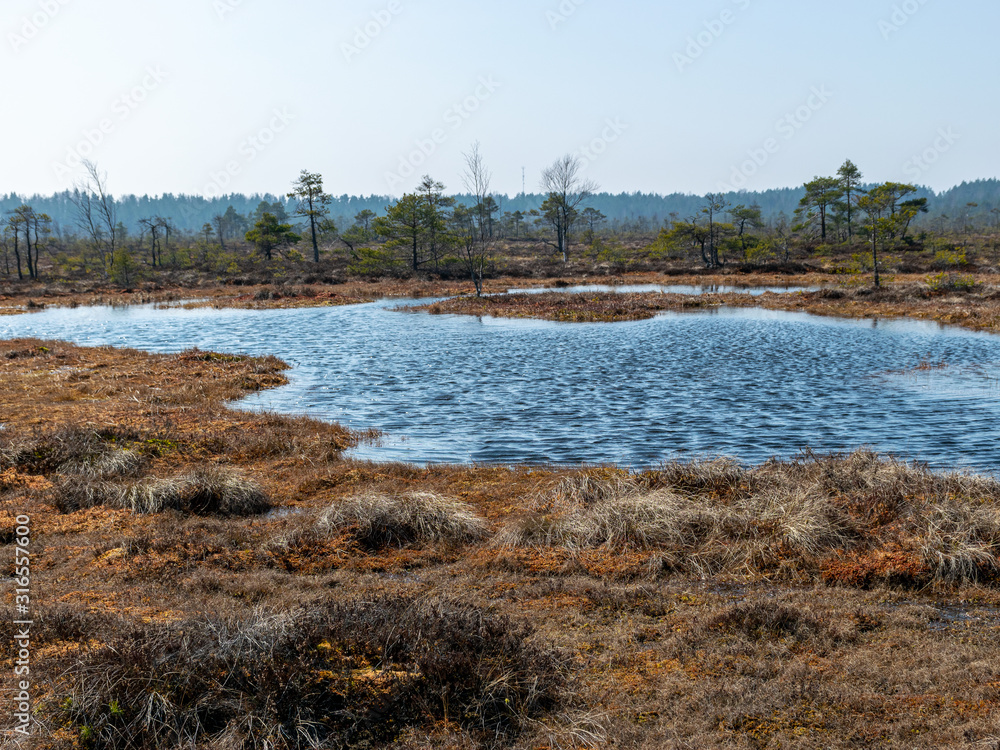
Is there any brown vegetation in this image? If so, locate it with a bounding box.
[2,339,1000,748]
[409,277,1000,335]
[412,291,725,322]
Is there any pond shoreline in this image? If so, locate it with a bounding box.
[3,336,1000,749]
[404,281,1000,335]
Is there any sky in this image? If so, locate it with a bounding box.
[2,0,996,199]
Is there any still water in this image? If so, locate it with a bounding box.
[3,296,999,471]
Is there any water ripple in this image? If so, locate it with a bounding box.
[2,298,999,472]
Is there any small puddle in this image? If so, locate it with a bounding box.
[262,507,308,520]
[927,604,1000,631]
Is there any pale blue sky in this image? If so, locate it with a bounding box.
[2,0,995,198]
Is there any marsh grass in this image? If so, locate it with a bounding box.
[3,425,148,477]
[7,336,1000,749]
[54,466,271,516]
[494,451,1000,585]
[320,491,488,549]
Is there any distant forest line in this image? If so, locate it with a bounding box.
[4,179,1000,236]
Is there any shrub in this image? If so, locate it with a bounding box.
[926,271,977,292]
[48,597,565,749]
[346,247,407,278]
[931,247,968,270]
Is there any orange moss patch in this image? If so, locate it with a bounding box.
[821,545,932,589]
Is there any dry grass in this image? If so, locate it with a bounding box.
[4,338,1000,749]
[320,491,488,549]
[53,467,270,516]
[39,596,566,750]
[494,452,1000,585]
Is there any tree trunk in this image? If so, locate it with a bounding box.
[872,232,880,288]
[846,190,853,241]
[24,224,34,280]
[310,215,319,262]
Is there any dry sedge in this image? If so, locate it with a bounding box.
[320,491,488,548]
[494,452,1000,584]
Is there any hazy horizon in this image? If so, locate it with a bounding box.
[4,0,996,199]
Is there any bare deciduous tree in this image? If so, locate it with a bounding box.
[459,142,495,296]
[70,160,118,276]
[539,155,599,262]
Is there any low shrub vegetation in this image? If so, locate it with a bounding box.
[45,597,565,750]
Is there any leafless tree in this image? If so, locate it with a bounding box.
[459,142,495,296]
[540,155,599,262]
[138,217,162,267]
[70,160,118,275]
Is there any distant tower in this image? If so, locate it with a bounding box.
[522,167,526,197]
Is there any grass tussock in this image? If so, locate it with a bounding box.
[2,425,147,477]
[320,491,488,549]
[54,466,271,516]
[494,451,1000,585]
[45,597,565,750]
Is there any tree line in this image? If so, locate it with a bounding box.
[651,160,943,286]
[3,155,998,290]
[11,179,1000,238]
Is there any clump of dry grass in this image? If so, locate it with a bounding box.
[114,477,186,514]
[58,447,144,479]
[708,600,829,641]
[54,466,270,516]
[920,500,1000,582]
[178,465,271,516]
[320,491,488,549]
[494,452,1000,585]
[4,425,147,477]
